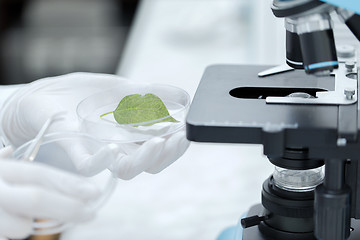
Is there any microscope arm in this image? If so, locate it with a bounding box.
[337,8,360,41]
[321,0,360,15]
[321,0,360,41]
[270,0,360,75]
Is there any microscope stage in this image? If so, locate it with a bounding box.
[186,65,359,156]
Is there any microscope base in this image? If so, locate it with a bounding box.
[216,204,360,240]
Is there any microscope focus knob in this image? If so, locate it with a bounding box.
[241,215,268,228]
[314,185,351,240]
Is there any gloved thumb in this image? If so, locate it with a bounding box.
[146,130,190,174]
[109,137,165,180]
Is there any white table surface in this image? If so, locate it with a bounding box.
[61,1,282,239]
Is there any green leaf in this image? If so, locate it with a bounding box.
[101,93,178,126]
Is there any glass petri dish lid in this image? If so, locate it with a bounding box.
[12,132,117,235]
[76,83,191,143]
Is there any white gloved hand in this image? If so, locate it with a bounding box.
[0,73,190,179]
[109,130,189,180]
[0,147,99,239]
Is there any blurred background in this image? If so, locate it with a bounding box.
[2,0,357,85]
[0,0,140,84]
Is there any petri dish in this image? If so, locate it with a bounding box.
[12,132,117,235]
[76,83,191,143]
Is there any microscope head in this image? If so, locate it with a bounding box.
[186,1,360,239]
[272,0,360,76]
[272,0,338,75]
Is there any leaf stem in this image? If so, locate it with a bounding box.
[100,112,113,118]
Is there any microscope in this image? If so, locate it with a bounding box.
[186,0,360,239]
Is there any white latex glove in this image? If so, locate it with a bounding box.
[0,72,190,179]
[0,146,99,239]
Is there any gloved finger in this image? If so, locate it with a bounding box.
[109,138,165,180]
[0,160,99,202]
[0,208,32,239]
[146,130,190,174]
[0,146,13,158]
[0,178,94,222]
[61,140,115,177]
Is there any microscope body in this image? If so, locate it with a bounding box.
[186,62,359,240]
[186,1,360,239]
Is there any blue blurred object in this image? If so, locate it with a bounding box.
[216,226,243,240]
[216,215,246,240]
[321,0,360,14]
